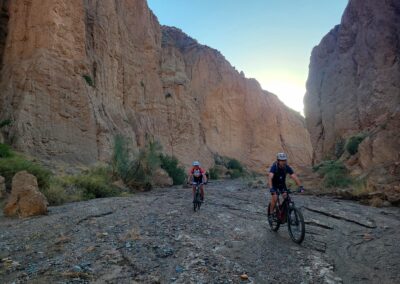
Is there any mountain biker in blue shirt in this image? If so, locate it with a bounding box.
[268,153,303,221]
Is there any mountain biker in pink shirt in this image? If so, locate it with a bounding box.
[187,161,207,202]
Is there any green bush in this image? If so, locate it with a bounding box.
[208,166,219,180]
[112,135,132,181]
[42,166,121,206]
[0,154,52,190]
[228,169,243,179]
[0,143,13,158]
[83,74,94,87]
[160,154,186,185]
[60,166,119,200]
[346,134,366,155]
[112,136,162,190]
[227,158,243,172]
[335,138,345,159]
[0,119,11,128]
[313,160,352,188]
[42,179,70,206]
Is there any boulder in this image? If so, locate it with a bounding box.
[153,168,173,187]
[385,185,400,205]
[3,171,48,218]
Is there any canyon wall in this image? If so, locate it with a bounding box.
[0,0,312,172]
[305,0,400,188]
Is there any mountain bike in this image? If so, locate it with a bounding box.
[267,188,305,244]
[192,181,204,212]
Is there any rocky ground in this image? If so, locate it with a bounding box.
[1,180,399,283]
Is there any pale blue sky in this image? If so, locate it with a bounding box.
[148,0,348,114]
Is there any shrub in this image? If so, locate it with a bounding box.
[112,135,132,181]
[42,179,69,206]
[208,166,219,180]
[73,172,117,199]
[112,136,162,190]
[227,158,243,172]
[228,169,243,179]
[160,154,186,185]
[0,143,13,158]
[62,166,119,200]
[352,178,369,197]
[83,74,94,87]
[42,166,120,206]
[313,160,352,188]
[346,133,366,155]
[335,138,345,159]
[0,154,52,190]
[0,119,11,128]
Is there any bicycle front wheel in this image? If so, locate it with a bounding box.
[267,203,280,232]
[193,192,201,212]
[287,207,305,244]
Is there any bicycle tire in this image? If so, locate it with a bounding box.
[287,207,305,244]
[267,203,280,231]
[193,190,201,212]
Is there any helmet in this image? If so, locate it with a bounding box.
[277,152,287,161]
[192,161,200,166]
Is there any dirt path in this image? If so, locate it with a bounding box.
[1,180,399,283]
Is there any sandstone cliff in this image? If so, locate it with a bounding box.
[305,0,400,187]
[0,0,312,172]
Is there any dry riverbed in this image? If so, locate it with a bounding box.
[1,180,399,283]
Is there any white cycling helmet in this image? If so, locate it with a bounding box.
[277,152,287,161]
[192,161,200,166]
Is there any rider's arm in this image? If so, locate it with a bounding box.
[187,173,192,184]
[203,174,207,183]
[268,172,274,189]
[202,168,207,183]
[290,173,302,187]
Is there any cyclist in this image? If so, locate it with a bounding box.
[187,161,207,202]
[268,153,303,222]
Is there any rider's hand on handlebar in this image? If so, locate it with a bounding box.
[297,186,304,193]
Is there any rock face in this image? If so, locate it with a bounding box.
[305,0,400,185]
[3,171,48,218]
[0,0,312,172]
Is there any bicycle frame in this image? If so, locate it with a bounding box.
[276,190,294,223]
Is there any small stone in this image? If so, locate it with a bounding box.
[175,266,184,273]
[240,273,249,280]
[363,233,374,241]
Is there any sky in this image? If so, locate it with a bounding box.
[147,0,348,114]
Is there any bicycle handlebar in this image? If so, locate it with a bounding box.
[191,182,207,185]
[287,187,305,194]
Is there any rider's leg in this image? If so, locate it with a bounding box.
[270,193,278,214]
[200,184,205,201]
[192,186,196,200]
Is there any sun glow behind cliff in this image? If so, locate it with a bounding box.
[148,0,347,115]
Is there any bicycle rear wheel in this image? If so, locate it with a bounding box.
[267,203,280,231]
[287,207,305,244]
